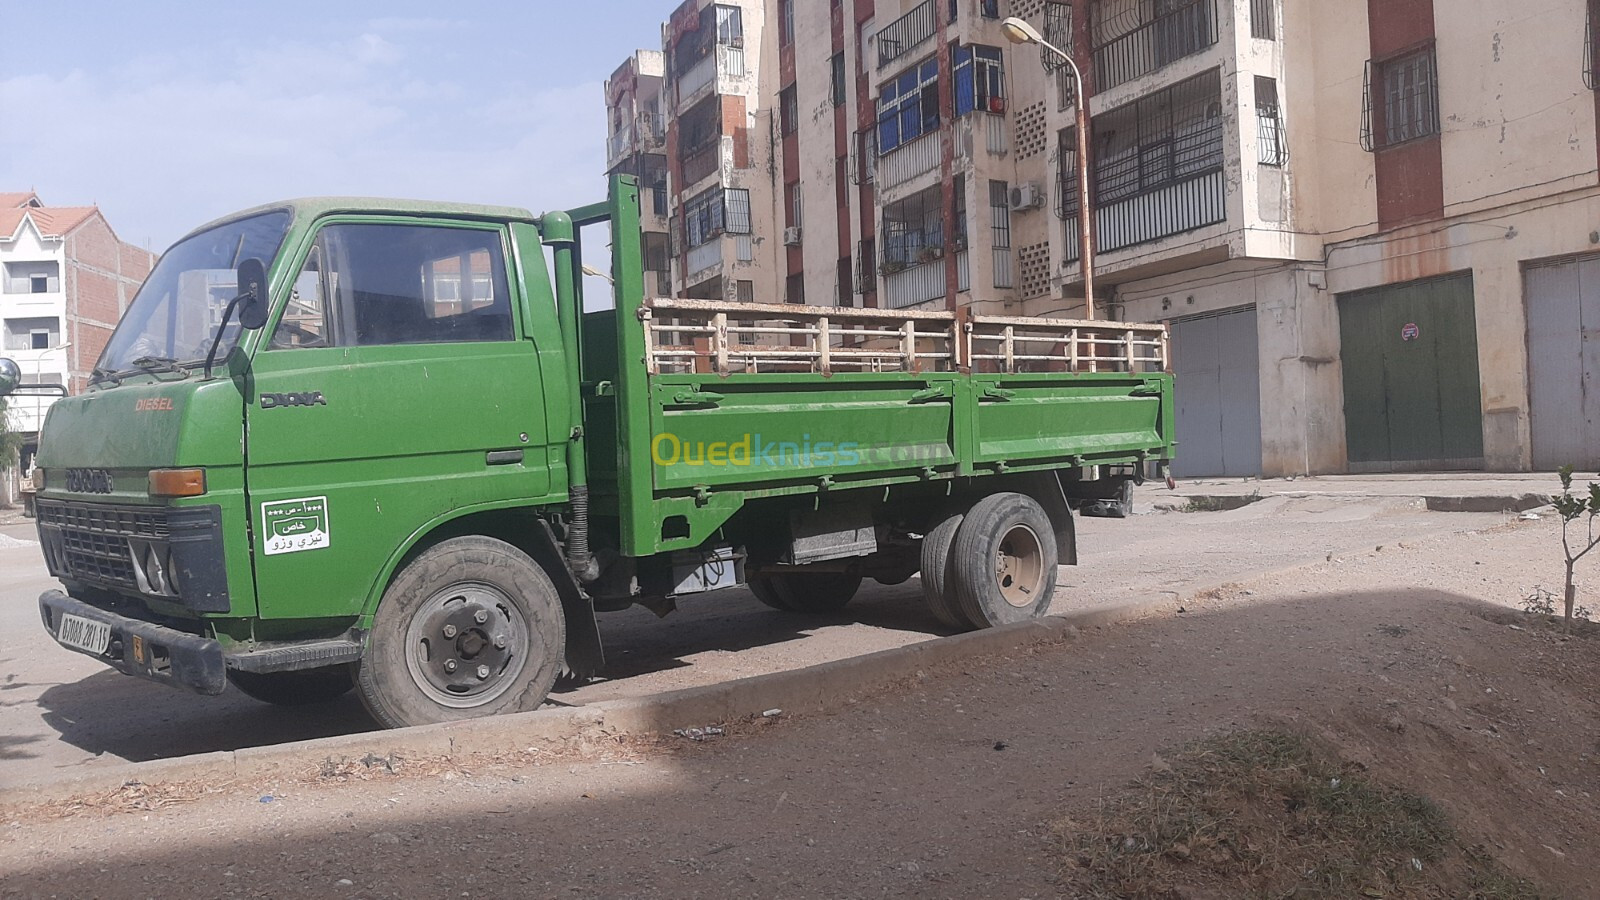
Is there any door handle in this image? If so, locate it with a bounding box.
[486,450,524,466]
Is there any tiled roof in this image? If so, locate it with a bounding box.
[0,192,41,208]
[0,206,102,241]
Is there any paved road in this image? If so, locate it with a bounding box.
[0,493,1512,787]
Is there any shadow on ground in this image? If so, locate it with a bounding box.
[6,589,1594,899]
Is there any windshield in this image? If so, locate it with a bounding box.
[95,211,292,377]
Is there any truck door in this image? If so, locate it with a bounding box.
[245,220,551,620]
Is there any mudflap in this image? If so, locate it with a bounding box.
[531,520,605,680]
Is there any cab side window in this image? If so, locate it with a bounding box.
[268,245,331,349]
[270,223,513,348]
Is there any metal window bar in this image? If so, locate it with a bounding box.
[1250,0,1276,40]
[989,180,1013,289]
[878,0,937,68]
[1092,0,1217,91]
[1043,1,1076,108]
[1361,48,1439,150]
[1255,76,1286,165]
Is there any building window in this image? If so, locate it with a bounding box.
[736,279,755,303]
[952,174,968,250]
[881,184,944,269]
[716,5,743,46]
[787,182,804,228]
[786,272,806,304]
[981,0,1001,19]
[838,257,853,305]
[1362,46,1439,150]
[1250,0,1276,40]
[876,57,940,154]
[3,316,61,351]
[953,45,1006,116]
[686,187,752,247]
[856,238,877,294]
[779,0,795,46]
[4,261,59,294]
[831,53,848,106]
[1255,76,1286,166]
[780,85,799,136]
[1044,1,1075,108]
[989,181,1013,289]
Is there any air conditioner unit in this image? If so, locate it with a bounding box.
[783,226,803,246]
[1009,183,1043,212]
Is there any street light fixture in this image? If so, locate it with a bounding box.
[1002,16,1096,320]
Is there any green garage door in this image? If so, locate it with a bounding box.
[1338,273,1484,470]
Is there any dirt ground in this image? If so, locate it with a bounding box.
[2,511,1597,898]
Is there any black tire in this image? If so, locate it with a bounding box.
[748,571,863,614]
[356,536,566,729]
[920,512,974,630]
[951,492,1059,629]
[227,665,355,706]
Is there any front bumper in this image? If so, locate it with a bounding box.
[38,590,226,695]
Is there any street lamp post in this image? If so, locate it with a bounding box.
[32,341,70,435]
[1001,16,1096,321]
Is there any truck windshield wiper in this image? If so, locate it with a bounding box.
[89,366,122,386]
[131,356,189,377]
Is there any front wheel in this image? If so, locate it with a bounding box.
[227,665,355,706]
[951,493,1059,628]
[356,536,566,729]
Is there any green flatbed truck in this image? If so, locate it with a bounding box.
[0,176,1174,728]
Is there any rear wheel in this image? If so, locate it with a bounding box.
[920,512,973,630]
[356,536,566,729]
[951,493,1059,628]
[748,571,863,614]
[227,665,355,706]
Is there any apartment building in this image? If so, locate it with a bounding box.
[0,191,155,483]
[608,0,1600,479]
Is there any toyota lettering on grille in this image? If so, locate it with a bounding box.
[64,468,115,494]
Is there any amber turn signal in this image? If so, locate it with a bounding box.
[148,468,206,498]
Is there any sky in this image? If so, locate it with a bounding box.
[0,0,673,252]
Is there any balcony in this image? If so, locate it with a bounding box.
[677,45,747,111]
[1093,0,1217,91]
[686,239,724,279]
[884,260,945,308]
[877,0,936,69]
[878,131,941,192]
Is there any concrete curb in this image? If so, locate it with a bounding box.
[0,597,1178,809]
[1156,491,1550,514]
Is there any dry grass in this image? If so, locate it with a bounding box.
[1054,729,1545,899]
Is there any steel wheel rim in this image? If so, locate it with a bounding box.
[995,523,1045,608]
[403,581,529,709]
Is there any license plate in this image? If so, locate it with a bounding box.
[57,613,112,656]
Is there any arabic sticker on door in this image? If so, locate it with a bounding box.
[261,496,331,556]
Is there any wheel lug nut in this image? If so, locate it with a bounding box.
[444,659,458,673]
[493,636,506,649]
[476,665,490,680]
[443,624,458,638]
[473,610,488,624]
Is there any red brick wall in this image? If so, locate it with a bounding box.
[63,212,155,392]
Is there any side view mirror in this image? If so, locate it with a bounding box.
[0,358,19,397]
[0,357,67,398]
[236,257,270,330]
